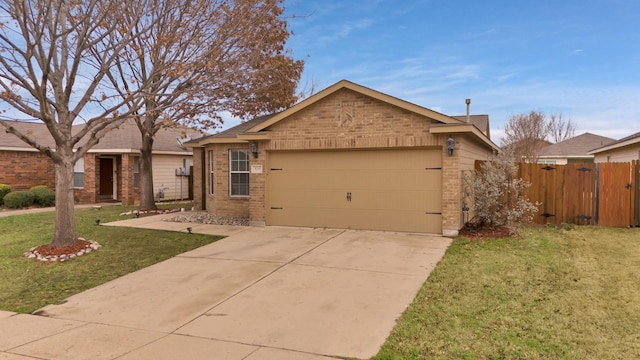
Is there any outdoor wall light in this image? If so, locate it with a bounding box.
[250,142,258,158]
[186,227,192,234]
[447,136,455,156]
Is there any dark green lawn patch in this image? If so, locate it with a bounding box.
[374,226,640,360]
[0,204,222,313]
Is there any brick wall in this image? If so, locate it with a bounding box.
[200,88,483,234]
[74,154,98,203]
[202,143,250,218]
[0,150,56,190]
[258,89,458,232]
[192,149,204,210]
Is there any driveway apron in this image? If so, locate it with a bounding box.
[1,221,451,360]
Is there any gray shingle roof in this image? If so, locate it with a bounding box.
[451,115,490,137]
[192,113,276,141]
[0,119,203,153]
[538,132,615,157]
[589,131,640,152]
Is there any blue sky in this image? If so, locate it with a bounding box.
[235,0,640,144]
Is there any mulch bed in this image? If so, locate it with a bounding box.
[459,224,518,239]
[24,239,101,263]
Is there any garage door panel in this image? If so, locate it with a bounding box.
[351,190,441,212]
[270,207,442,233]
[267,149,443,233]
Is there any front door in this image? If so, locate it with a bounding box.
[99,158,114,199]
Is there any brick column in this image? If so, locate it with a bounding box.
[441,136,461,237]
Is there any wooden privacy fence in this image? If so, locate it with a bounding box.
[517,160,640,227]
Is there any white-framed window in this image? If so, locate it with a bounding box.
[73,158,85,188]
[229,150,249,196]
[208,150,214,194]
[133,156,140,188]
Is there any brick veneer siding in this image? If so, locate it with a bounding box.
[120,154,137,205]
[0,150,56,190]
[201,143,250,218]
[260,89,462,234]
[74,154,98,203]
[192,148,204,210]
[199,88,473,235]
[1,150,145,205]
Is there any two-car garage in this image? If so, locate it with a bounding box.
[266,148,443,233]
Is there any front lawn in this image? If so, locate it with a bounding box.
[0,204,222,313]
[375,226,640,360]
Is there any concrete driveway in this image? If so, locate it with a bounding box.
[0,219,451,360]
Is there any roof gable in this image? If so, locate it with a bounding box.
[246,80,464,133]
[186,80,499,151]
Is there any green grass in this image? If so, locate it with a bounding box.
[374,226,640,360]
[0,204,222,313]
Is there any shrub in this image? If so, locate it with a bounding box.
[30,185,56,207]
[463,152,538,228]
[0,184,10,206]
[3,190,36,209]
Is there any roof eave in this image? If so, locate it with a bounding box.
[588,136,640,154]
[429,123,499,151]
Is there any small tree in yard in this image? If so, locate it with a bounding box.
[0,0,160,247]
[107,0,304,210]
[463,152,538,228]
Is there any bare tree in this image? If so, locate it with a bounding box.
[0,0,157,247]
[501,111,550,162]
[106,0,304,210]
[501,110,577,162]
[547,113,576,143]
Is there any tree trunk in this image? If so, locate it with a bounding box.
[138,131,158,210]
[52,159,77,247]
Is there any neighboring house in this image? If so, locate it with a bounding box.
[186,80,499,236]
[589,131,640,163]
[536,132,615,164]
[0,119,200,205]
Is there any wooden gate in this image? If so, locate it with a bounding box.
[519,163,597,225]
[516,161,639,227]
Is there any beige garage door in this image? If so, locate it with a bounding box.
[267,148,442,233]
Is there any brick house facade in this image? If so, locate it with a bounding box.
[0,120,200,205]
[188,80,497,236]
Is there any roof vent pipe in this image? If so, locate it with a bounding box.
[465,99,471,123]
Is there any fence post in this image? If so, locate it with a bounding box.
[594,163,600,225]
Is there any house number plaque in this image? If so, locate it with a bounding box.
[251,165,263,174]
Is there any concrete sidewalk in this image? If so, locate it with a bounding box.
[0,212,451,359]
[0,202,121,218]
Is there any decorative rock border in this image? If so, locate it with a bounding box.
[23,238,101,263]
[119,208,185,216]
[164,212,249,226]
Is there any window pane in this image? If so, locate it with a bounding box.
[230,173,249,196]
[133,157,140,188]
[73,158,85,187]
[73,173,84,188]
[229,150,249,196]
[208,150,214,195]
[74,158,84,172]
